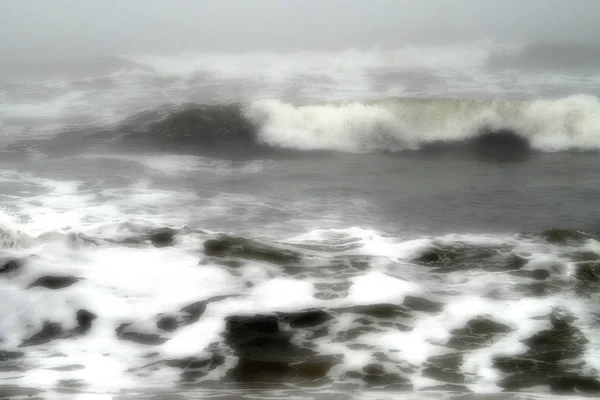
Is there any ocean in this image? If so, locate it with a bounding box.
[1,41,600,399]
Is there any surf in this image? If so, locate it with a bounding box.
[247,94,600,153]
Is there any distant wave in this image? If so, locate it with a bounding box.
[8,41,599,90]
[1,41,514,87]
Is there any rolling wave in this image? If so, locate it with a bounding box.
[10,95,600,158]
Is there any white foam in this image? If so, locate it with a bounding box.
[0,238,246,390]
[581,239,600,260]
[0,208,26,248]
[346,272,419,305]
[460,298,559,393]
[4,174,201,236]
[161,316,224,359]
[287,227,431,260]
[221,277,319,313]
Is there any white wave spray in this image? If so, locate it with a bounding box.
[246,95,600,152]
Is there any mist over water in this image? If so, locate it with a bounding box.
[2,2,600,399]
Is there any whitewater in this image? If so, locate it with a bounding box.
[1,41,600,400]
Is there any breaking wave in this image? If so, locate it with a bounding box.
[247,95,600,153]
[11,94,600,158]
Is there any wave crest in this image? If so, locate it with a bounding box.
[246,95,600,153]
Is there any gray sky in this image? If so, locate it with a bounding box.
[1,0,599,61]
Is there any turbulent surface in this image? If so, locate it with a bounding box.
[2,211,600,399]
[1,42,600,399]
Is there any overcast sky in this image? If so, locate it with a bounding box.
[1,0,599,61]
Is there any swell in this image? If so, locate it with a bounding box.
[9,95,600,159]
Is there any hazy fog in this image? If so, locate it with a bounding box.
[1,0,599,61]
